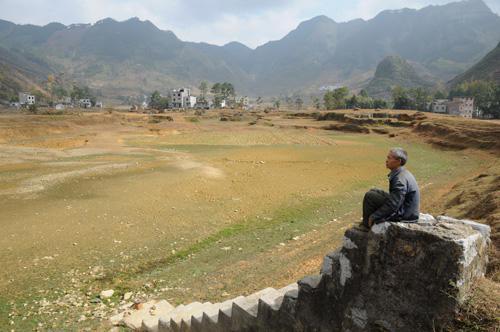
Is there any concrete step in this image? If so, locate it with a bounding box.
[159,302,204,332]
[256,288,292,329]
[258,288,282,309]
[278,283,299,295]
[257,283,298,316]
[141,301,177,331]
[230,288,279,331]
[190,301,222,332]
[111,300,174,331]
[199,297,241,332]
[217,296,247,331]
[279,286,299,318]
[157,303,189,332]
[178,302,212,332]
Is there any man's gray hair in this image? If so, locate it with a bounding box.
[390,147,408,166]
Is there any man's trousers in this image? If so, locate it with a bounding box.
[362,188,390,227]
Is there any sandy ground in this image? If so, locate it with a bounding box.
[0,109,495,330]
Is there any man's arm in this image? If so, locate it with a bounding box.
[370,179,406,223]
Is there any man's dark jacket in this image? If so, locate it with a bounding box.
[371,166,420,222]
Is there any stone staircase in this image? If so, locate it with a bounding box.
[111,284,298,332]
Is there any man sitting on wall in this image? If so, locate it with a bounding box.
[363,147,420,228]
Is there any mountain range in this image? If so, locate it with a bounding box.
[0,0,499,101]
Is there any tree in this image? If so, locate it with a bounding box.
[199,81,208,102]
[211,83,223,107]
[27,103,38,114]
[324,87,349,110]
[52,86,67,99]
[295,96,304,110]
[149,91,162,109]
[434,90,447,100]
[373,99,388,109]
[486,85,500,118]
[211,82,235,107]
[220,82,235,100]
[312,97,321,110]
[323,92,335,110]
[347,94,358,109]
[410,87,431,111]
[272,98,281,109]
[211,83,221,95]
[392,86,414,110]
[71,85,96,105]
[149,91,170,110]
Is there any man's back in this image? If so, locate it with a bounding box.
[393,167,420,221]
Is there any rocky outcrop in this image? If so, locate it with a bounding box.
[286,214,490,331]
[110,214,490,331]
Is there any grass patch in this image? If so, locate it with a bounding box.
[186,117,200,123]
[95,189,363,293]
[446,278,500,331]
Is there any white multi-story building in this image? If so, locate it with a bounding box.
[170,88,196,109]
[447,97,474,118]
[188,95,197,108]
[19,92,35,106]
[431,99,448,113]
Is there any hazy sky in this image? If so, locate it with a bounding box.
[1,0,499,48]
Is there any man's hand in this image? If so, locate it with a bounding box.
[368,217,374,228]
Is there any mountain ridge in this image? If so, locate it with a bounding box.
[365,56,434,98]
[0,0,499,99]
[449,41,500,86]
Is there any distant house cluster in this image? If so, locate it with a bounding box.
[146,87,250,110]
[11,92,103,110]
[430,97,476,118]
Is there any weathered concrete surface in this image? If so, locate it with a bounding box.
[110,214,490,331]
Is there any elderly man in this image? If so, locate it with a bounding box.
[363,147,420,228]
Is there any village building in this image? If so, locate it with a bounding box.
[447,97,474,118]
[195,98,210,109]
[170,88,197,109]
[431,99,448,113]
[19,92,35,106]
[240,96,250,109]
[79,99,92,108]
[62,97,72,105]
